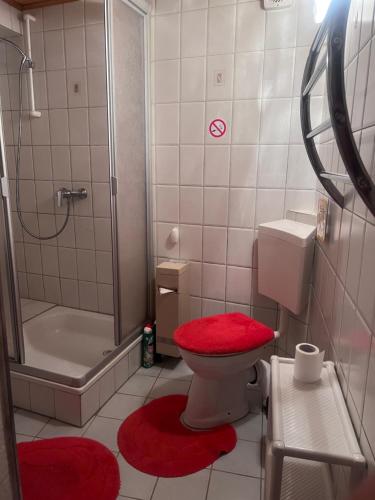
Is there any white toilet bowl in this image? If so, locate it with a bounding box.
[179,346,266,429]
[174,312,275,429]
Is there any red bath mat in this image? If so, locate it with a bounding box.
[117,395,237,477]
[18,437,120,500]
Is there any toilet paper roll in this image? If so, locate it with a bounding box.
[293,343,325,383]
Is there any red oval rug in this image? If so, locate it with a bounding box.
[18,437,120,500]
[117,394,237,477]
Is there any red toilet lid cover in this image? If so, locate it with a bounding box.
[173,313,275,355]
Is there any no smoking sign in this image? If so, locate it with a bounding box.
[209,118,227,138]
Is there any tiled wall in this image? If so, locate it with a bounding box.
[150,0,321,330]
[0,0,114,314]
[307,0,375,488]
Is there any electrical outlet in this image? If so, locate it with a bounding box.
[263,0,293,10]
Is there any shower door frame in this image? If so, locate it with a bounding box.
[0,103,25,365]
[105,0,153,347]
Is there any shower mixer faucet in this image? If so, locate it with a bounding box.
[56,187,88,207]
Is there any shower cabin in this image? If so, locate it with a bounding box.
[0,0,152,426]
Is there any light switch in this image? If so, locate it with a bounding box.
[214,70,225,86]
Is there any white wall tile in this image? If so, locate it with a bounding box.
[203,187,228,226]
[358,222,375,327]
[69,108,89,145]
[234,52,263,100]
[227,228,253,268]
[258,145,288,188]
[77,249,97,281]
[181,57,206,101]
[236,2,265,52]
[228,188,255,228]
[265,6,297,50]
[51,146,71,180]
[345,214,366,302]
[85,24,105,67]
[208,5,235,55]
[204,145,230,186]
[49,109,69,145]
[182,0,208,10]
[180,186,203,224]
[46,70,67,108]
[230,145,258,188]
[156,185,179,222]
[202,263,226,300]
[203,226,227,264]
[63,0,84,28]
[263,48,295,98]
[43,5,63,31]
[85,0,104,25]
[60,278,79,308]
[155,104,179,144]
[260,99,292,145]
[154,13,181,60]
[90,146,109,183]
[286,145,316,189]
[352,42,371,130]
[180,224,203,261]
[44,276,61,303]
[226,266,251,305]
[44,30,65,70]
[89,107,108,146]
[232,100,261,144]
[255,189,285,227]
[154,60,180,103]
[155,146,179,185]
[296,0,321,47]
[180,145,204,185]
[79,280,98,311]
[180,102,205,144]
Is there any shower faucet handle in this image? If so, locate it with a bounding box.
[56,187,88,208]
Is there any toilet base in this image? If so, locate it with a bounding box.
[182,367,259,429]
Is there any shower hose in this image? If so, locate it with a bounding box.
[13,48,71,241]
[16,55,71,240]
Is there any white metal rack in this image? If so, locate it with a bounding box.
[265,356,366,500]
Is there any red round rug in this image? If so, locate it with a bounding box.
[18,437,120,500]
[117,395,237,477]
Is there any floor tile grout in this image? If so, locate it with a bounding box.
[15,359,265,500]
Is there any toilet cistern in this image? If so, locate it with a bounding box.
[258,219,316,317]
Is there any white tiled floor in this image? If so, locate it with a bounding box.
[14,358,265,500]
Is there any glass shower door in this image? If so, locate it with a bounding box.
[0,104,23,363]
[106,0,150,344]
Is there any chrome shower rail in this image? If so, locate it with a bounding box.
[301,0,375,216]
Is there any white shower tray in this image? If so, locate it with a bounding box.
[264,356,366,500]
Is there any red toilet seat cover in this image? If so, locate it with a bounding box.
[173,313,274,355]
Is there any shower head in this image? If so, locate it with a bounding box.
[0,37,32,68]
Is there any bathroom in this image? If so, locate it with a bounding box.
[0,0,374,498]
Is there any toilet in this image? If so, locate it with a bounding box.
[174,219,316,430]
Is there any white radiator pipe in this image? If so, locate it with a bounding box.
[23,14,41,119]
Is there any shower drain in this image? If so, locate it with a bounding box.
[102,350,113,356]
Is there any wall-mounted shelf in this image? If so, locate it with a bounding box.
[301,0,375,217]
[4,0,77,12]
